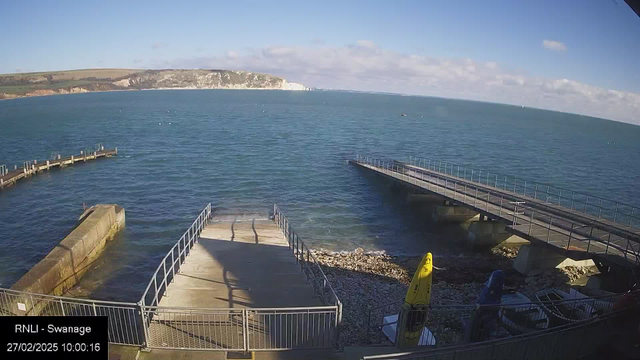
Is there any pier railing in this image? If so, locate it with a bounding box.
[354,156,640,264]
[0,286,339,351]
[140,203,212,308]
[0,287,145,346]
[272,204,343,342]
[407,156,640,229]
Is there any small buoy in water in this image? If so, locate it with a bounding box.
[169,122,172,125]
[159,122,162,125]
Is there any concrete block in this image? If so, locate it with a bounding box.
[11,204,125,315]
[431,205,479,223]
[513,244,595,275]
[467,221,530,249]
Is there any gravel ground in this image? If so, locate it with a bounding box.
[312,246,598,347]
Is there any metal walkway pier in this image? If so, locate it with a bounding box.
[352,156,640,267]
[140,204,342,351]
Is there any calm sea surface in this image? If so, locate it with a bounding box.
[1,90,639,301]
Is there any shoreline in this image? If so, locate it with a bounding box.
[312,247,598,346]
[0,86,310,102]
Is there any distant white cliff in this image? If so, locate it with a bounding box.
[115,70,308,91]
[0,69,308,100]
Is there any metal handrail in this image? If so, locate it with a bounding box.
[141,304,339,311]
[0,287,144,346]
[0,287,138,306]
[368,290,628,315]
[362,299,639,360]
[140,203,212,307]
[354,156,640,264]
[402,159,640,242]
[365,290,630,343]
[407,155,640,229]
[272,204,343,345]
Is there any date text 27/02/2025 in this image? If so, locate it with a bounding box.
[2,316,108,359]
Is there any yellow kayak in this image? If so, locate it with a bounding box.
[402,252,433,347]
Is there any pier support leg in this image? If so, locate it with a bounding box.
[467,221,529,249]
[513,244,595,275]
[431,204,479,223]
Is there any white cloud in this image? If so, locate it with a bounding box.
[542,39,567,52]
[355,40,377,49]
[166,41,640,124]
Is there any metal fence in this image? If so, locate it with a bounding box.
[362,295,639,360]
[249,307,339,350]
[354,156,640,264]
[140,203,212,308]
[142,306,246,350]
[273,204,342,310]
[0,287,145,346]
[141,305,339,351]
[273,204,343,346]
[407,156,640,229]
[364,291,625,349]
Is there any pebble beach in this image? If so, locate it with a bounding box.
[312,246,598,346]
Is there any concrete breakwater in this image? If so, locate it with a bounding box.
[9,204,125,315]
[0,146,117,189]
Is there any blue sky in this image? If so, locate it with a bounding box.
[1,0,640,123]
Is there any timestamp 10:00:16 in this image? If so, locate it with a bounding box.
[6,342,101,353]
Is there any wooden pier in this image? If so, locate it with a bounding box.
[0,147,117,189]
